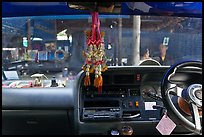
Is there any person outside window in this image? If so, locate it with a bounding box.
[153,44,174,65]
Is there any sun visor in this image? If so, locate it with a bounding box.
[122,2,202,18]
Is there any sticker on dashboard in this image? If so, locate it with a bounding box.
[144,102,156,110]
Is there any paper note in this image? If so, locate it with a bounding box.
[144,102,156,110]
[3,71,19,80]
[156,114,176,135]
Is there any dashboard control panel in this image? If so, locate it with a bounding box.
[80,69,167,122]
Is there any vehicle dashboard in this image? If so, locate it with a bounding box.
[3,66,200,135]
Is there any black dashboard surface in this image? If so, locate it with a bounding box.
[2,87,74,109]
[2,81,75,135]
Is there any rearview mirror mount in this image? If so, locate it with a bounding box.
[68,2,121,13]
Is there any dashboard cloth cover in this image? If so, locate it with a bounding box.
[82,12,107,94]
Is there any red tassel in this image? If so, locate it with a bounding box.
[98,75,103,87]
[94,77,99,87]
[98,75,103,94]
[84,75,90,86]
[98,86,102,94]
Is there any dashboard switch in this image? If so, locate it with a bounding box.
[136,74,141,81]
[129,102,133,107]
[135,101,139,107]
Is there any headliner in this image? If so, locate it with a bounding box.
[2,2,202,18]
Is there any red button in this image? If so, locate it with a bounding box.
[129,102,133,107]
[136,74,141,81]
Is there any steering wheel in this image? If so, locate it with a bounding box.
[138,59,161,66]
[161,60,202,135]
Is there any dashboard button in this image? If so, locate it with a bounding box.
[135,101,139,107]
[129,102,133,107]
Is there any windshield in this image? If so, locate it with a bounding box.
[2,15,202,81]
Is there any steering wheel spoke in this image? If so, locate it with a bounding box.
[168,84,184,98]
[189,102,202,134]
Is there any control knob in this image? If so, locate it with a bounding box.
[121,126,133,135]
[110,129,120,135]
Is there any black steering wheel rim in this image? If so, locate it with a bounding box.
[161,60,202,135]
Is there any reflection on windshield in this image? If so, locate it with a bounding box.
[2,15,202,82]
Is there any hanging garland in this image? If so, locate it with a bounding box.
[82,12,108,94]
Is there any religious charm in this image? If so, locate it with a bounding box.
[82,12,108,94]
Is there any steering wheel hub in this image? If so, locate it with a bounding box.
[195,90,202,100]
[186,84,202,107]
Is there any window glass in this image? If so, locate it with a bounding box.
[2,15,202,86]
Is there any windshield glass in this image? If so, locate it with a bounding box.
[2,15,202,82]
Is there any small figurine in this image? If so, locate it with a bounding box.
[34,77,42,87]
[31,73,48,87]
[50,76,58,87]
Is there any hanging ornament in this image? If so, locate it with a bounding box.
[82,12,108,94]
